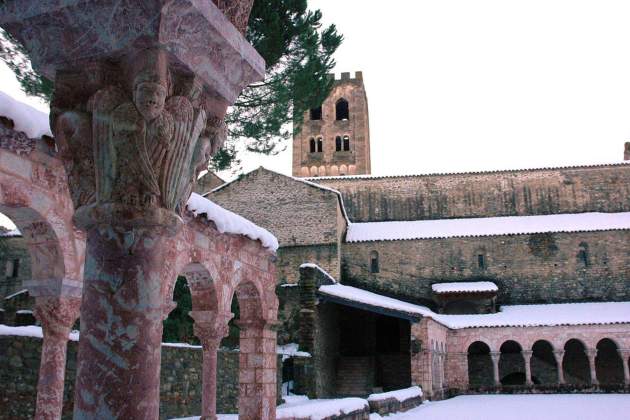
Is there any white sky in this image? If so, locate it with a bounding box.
[223,0,630,179]
[2,0,630,188]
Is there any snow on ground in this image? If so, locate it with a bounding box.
[276,396,367,420]
[377,394,630,420]
[431,281,497,294]
[0,90,51,138]
[347,211,630,242]
[186,192,279,251]
[318,283,630,329]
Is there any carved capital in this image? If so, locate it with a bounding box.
[33,296,81,341]
[190,310,233,348]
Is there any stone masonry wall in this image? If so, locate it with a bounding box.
[314,164,630,222]
[342,230,630,306]
[0,335,281,419]
[209,168,342,247]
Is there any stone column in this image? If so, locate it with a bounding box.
[586,348,599,385]
[33,296,81,420]
[237,319,278,420]
[490,351,501,386]
[191,311,233,420]
[619,349,630,386]
[553,350,565,385]
[522,350,533,386]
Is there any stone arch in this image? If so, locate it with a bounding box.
[467,341,493,387]
[596,338,624,385]
[563,338,591,385]
[300,167,310,177]
[339,164,348,176]
[348,164,357,175]
[310,166,319,177]
[499,340,525,385]
[329,165,339,176]
[531,340,557,385]
[318,165,326,177]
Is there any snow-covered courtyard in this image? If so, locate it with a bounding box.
[174,394,630,420]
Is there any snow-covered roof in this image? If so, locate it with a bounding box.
[0,91,51,138]
[299,262,338,284]
[4,289,28,300]
[304,161,630,181]
[317,283,630,329]
[346,211,630,242]
[277,396,368,420]
[0,228,21,237]
[432,281,498,294]
[367,386,422,403]
[186,192,278,251]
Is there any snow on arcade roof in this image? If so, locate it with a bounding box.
[0,91,51,138]
[317,283,630,329]
[432,281,498,294]
[346,212,630,242]
[186,192,279,251]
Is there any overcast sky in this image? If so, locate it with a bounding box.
[2,0,630,185]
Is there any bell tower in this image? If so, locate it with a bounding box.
[293,71,371,177]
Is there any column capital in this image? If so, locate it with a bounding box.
[521,350,533,359]
[618,348,630,357]
[190,310,233,347]
[490,351,501,360]
[585,348,598,358]
[33,296,81,340]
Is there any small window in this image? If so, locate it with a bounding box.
[336,98,349,120]
[10,259,19,278]
[335,136,342,151]
[309,138,316,153]
[5,260,14,277]
[343,135,350,151]
[477,254,485,270]
[577,242,589,267]
[310,106,322,120]
[317,138,323,153]
[370,251,379,273]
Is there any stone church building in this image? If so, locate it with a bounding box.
[206,71,630,400]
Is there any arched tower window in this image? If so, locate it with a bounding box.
[577,242,589,267]
[370,250,379,273]
[309,138,316,153]
[343,135,350,151]
[310,106,322,120]
[335,136,342,151]
[336,98,349,120]
[317,137,323,153]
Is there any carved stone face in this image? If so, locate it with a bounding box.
[133,82,167,121]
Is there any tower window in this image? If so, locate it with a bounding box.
[309,138,316,153]
[310,106,322,120]
[335,136,342,151]
[577,242,589,267]
[477,254,485,270]
[336,98,349,120]
[6,259,19,278]
[343,135,350,151]
[370,251,379,273]
[317,137,323,153]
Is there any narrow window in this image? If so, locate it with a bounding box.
[477,254,485,270]
[578,242,589,267]
[5,260,14,277]
[309,138,316,153]
[335,136,342,151]
[310,106,322,120]
[370,251,379,273]
[336,98,349,120]
[11,259,19,278]
[317,138,323,153]
[343,135,350,151]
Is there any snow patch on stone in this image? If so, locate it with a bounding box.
[432,281,498,294]
[186,192,278,251]
[276,396,368,420]
[4,289,28,300]
[0,91,51,138]
[367,386,423,402]
[300,263,338,284]
[347,212,630,242]
[277,342,311,361]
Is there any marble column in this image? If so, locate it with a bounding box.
[490,351,501,386]
[522,350,534,386]
[618,349,630,386]
[33,296,81,420]
[587,348,599,385]
[191,311,233,420]
[237,319,279,420]
[553,350,565,385]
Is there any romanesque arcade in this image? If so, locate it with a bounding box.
[0,0,279,419]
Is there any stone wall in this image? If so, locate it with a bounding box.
[0,235,30,300]
[314,164,630,222]
[0,335,281,419]
[209,168,343,247]
[342,230,630,306]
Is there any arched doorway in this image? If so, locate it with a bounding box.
[531,340,557,385]
[563,339,591,385]
[499,340,525,385]
[467,341,493,387]
[596,338,624,385]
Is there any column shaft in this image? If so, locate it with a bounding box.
[619,350,630,385]
[522,350,533,386]
[587,349,599,385]
[490,352,501,386]
[201,340,221,420]
[73,226,173,419]
[553,351,565,385]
